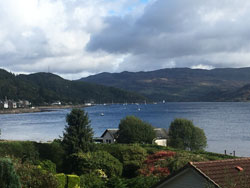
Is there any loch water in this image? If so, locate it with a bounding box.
[1,102,250,157]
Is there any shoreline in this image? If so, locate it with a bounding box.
[0,104,88,114]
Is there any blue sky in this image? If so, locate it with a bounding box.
[0,0,250,79]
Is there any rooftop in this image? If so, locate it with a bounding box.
[190,158,250,188]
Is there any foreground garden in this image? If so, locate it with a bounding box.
[0,109,235,188]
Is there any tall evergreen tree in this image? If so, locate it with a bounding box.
[62,109,93,155]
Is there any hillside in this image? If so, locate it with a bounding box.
[80,67,250,102]
[0,69,146,105]
[221,84,250,101]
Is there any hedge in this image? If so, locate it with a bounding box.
[55,173,66,188]
[67,174,80,188]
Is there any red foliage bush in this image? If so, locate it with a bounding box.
[138,151,176,177]
[144,151,176,165]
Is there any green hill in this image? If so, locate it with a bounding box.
[80,67,250,102]
[0,69,146,105]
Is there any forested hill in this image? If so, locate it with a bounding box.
[0,69,146,105]
[80,67,250,102]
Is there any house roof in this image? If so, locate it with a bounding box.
[101,129,118,139]
[190,158,250,188]
[154,128,168,139]
[152,157,250,188]
[101,128,168,139]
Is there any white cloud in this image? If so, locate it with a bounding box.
[87,0,250,73]
[0,0,145,76]
[1,0,250,79]
[191,64,214,70]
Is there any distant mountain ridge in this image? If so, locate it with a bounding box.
[0,69,146,105]
[80,67,250,102]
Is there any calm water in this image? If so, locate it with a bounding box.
[1,102,250,157]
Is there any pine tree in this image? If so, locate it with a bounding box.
[62,109,94,155]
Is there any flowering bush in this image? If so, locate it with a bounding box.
[138,151,176,177]
[144,151,176,164]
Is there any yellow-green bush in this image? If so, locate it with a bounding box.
[55,173,66,188]
[67,175,80,188]
[70,151,123,177]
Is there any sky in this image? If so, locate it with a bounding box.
[1,0,250,79]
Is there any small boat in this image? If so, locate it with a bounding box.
[137,108,141,111]
[100,113,104,116]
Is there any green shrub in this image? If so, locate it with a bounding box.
[0,158,21,188]
[67,175,80,188]
[39,160,56,174]
[140,144,167,154]
[35,140,65,172]
[97,144,147,177]
[125,176,160,188]
[55,173,66,188]
[166,152,206,173]
[14,160,58,188]
[70,151,123,177]
[106,177,127,188]
[0,141,39,162]
[80,172,106,188]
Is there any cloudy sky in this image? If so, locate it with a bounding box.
[1,0,250,79]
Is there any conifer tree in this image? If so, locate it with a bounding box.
[62,109,93,155]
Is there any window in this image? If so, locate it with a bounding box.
[106,139,112,143]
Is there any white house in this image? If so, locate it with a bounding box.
[101,129,119,143]
[101,128,168,146]
[153,128,168,146]
[4,101,8,109]
[152,158,250,188]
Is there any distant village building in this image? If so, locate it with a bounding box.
[152,158,250,188]
[52,101,61,105]
[8,100,17,109]
[12,102,17,109]
[4,101,8,109]
[0,98,31,109]
[17,100,31,108]
[84,103,92,106]
[100,128,168,146]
